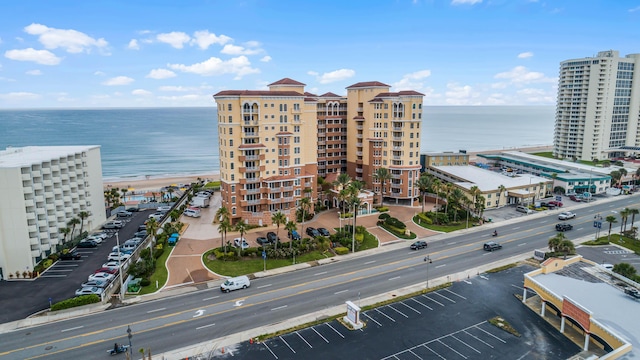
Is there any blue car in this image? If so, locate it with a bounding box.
[288,230,301,240]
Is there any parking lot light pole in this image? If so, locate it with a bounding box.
[424,255,432,289]
[116,233,124,300]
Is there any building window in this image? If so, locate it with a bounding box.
[231,196,236,204]
[228,104,232,111]
[229,116,232,123]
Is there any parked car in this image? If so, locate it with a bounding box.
[77,240,98,248]
[134,230,148,238]
[85,235,103,244]
[59,251,81,260]
[548,200,563,207]
[599,263,614,270]
[107,253,131,262]
[625,287,640,299]
[88,272,115,282]
[568,195,582,202]
[540,201,556,209]
[75,286,104,296]
[233,237,249,250]
[138,224,147,232]
[116,211,133,218]
[306,227,320,237]
[483,241,502,251]
[102,261,121,269]
[148,213,165,221]
[516,205,533,214]
[102,220,124,229]
[317,228,330,237]
[266,232,279,243]
[410,240,428,250]
[81,279,109,288]
[288,230,301,241]
[555,223,573,232]
[90,231,108,239]
[126,207,140,213]
[256,237,271,246]
[125,238,143,246]
[94,267,119,275]
[558,211,576,220]
[157,205,172,212]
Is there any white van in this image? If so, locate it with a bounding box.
[220,275,250,293]
[184,208,201,218]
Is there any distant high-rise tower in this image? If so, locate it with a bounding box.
[553,50,640,161]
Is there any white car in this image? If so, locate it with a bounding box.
[90,232,108,239]
[558,211,576,220]
[157,205,172,212]
[85,235,103,244]
[88,272,115,282]
[108,253,131,262]
[102,220,124,229]
[75,286,104,296]
[102,261,121,269]
[233,237,249,250]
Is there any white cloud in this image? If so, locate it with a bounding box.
[220,44,262,56]
[26,69,42,75]
[156,32,191,49]
[260,55,272,62]
[4,48,62,65]
[132,89,152,96]
[516,87,554,103]
[490,82,508,89]
[630,6,640,12]
[494,66,555,84]
[444,82,481,105]
[518,52,534,59]
[310,69,356,84]
[167,56,260,79]
[392,69,431,91]
[102,76,134,86]
[191,30,232,49]
[128,39,139,50]
[24,23,108,54]
[94,71,106,76]
[159,85,191,92]
[157,94,202,101]
[451,0,482,5]
[146,68,176,79]
[0,91,40,100]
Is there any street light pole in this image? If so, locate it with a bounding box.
[116,233,124,300]
[424,255,432,289]
[127,325,133,358]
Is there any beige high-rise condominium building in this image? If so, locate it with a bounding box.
[554,50,640,161]
[213,78,424,226]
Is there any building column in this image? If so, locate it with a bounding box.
[541,301,546,317]
[522,287,527,302]
[584,333,590,351]
[560,316,565,333]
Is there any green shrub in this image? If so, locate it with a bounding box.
[140,278,151,286]
[375,206,389,212]
[355,233,364,242]
[417,213,432,224]
[153,246,165,259]
[385,217,406,229]
[378,213,391,220]
[51,294,100,311]
[334,247,349,255]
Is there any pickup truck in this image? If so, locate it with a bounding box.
[625,287,640,299]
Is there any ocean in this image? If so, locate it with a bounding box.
[0,106,555,181]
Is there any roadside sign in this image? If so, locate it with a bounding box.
[594,221,602,229]
[556,195,562,201]
[262,251,267,260]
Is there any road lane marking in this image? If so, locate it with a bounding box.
[146,308,166,313]
[279,336,296,353]
[61,326,83,333]
[334,289,348,295]
[512,227,520,230]
[388,276,401,281]
[312,327,329,343]
[364,260,376,265]
[196,323,216,330]
[297,331,312,348]
[202,296,219,301]
[314,271,327,276]
[271,305,288,311]
[435,264,446,269]
[257,284,272,289]
[518,242,527,246]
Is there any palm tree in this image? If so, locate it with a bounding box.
[67,218,80,239]
[337,188,349,226]
[166,187,175,201]
[285,220,297,250]
[298,197,312,239]
[120,188,128,204]
[233,221,248,257]
[613,263,637,279]
[629,208,639,229]
[416,174,433,214]
[559,239,575,256]
[496,184,506,208]
[619,168,628,186]
[636,168,640,185]
[77,211,89,235]
[60,227,71,244]
[443,183,454,217]
[271,211,287,250]
[432,178,442,224]
[214,206,230,224]
[333,173,351,191]
[605,215,618,242]
[449,188,465,222]
[620,208,630,233]
[217,219,232,256]
[548,232,566,253]
[610,170,622,188]
[469,186,481,216]
[348,194,363,253]
[373,167,391,206]
[145,217,159,260]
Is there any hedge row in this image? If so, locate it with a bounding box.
[51,294,100,311]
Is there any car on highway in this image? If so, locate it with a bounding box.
[555,223,573,232]
[548,200,563,207]
[107,253,131,262]
[306,227,320,238]
[81,279,109,288]
[483,241,502,251]
[266,232,279,243]
[233,237,249,250]
[88,272,115,282]
[558,211,576,220]
[410,240,428,250]
[77,240,98,248]
[220,275,250,293]
[317,228,330,237]
[102,220,124,229]
[59,250,81,260]
[75,286,104,296]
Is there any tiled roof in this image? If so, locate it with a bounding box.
[346,81,390,89]
[214,90,303,97]
[368,98,384,103]
[304,91,318,97]
[268,78,306,86]
[305,97,318,102]
[324,173,338,183]
[374,91,425,98]
[320,92,343,98]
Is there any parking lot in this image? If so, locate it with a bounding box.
[576,244,640,273]
[215,265,580,359]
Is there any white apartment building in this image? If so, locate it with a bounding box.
[0,146,106,279]
[554,50,640,161]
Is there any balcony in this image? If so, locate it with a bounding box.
[392,174,402,179]
[393,137,403,141]
[283,186,294,191]
[318,141,325,145]
[392,126,402,131]
[356,151,363,156]
[356,134,363,139]
[318,123,326,129]
[245,188,261,194]
[356,168,363,173]
[243,132,259,138]
[356,125,363,130]
[269,198,282,204]
[239,154,265,161]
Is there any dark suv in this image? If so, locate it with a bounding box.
[59,250,81,260]
[266,232,279,243]
[306,227,320,237]
[555,223,573,232]
[410,241,428,250]
[483,241,502,251]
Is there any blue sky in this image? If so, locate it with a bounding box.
[0,0,639,108]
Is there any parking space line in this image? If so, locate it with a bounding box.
[311,327,329,343]
[451,335,481,353]
[375,308,396,322]
[387,304,408,318]
[410,298,433,310]
[421,295,445,306]
[510,284,524,290]
[279,335,296,353]
[364,313,382,327]
[263,342,278,359]
[475,325,507,343]
[40,275,66,278]
[408,349,424,359]
[48,269,73,272]
[444,289,467,300]
[326,323,345,338]
[296,331,312,348]
[437,339,468,359]
[434,292,455,303]
[399,301,421,314]
[462,330,494,348]
[423,345,446,360]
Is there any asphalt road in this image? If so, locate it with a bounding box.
[1,195,638,359]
